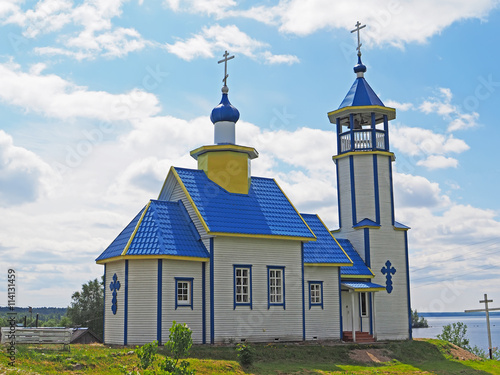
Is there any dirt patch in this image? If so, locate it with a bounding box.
[446,344,483,361]
[349,348,392,363]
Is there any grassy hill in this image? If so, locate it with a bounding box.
[1,338,498,374]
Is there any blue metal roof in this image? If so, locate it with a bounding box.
[337,238,373,277]
[341,281,385,290]
[394,221,411,230]
[210,93,240,124]
[96,200,209,261]
[353,218,380,228]
[301,214,352,264]
[338,77,385,109]
[174,167,315,239]
[95,207,145,261]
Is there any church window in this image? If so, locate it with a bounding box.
[267,266,285,309]
[308,281,323,309]
[360,292,368,317]
[233,265,252,308]
[175,277,193,310]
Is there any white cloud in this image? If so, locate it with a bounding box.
[165,24,299,64]
[418,87,480,131]
[394,173,450,208]
[4,0,149,60]
[416,155,458,170]
[0,61,161,120]
[384,99,413,111]
[0,130,56,207]
[391,125,469,156]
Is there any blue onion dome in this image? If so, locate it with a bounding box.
[353,55,367,74]
[210,86,240,124]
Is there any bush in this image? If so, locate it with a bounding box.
[162,321,195,375]
[135,340,158,370]
[437,322,470,350]
[236,343,255,367]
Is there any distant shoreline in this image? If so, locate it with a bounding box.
[419,312,500,317]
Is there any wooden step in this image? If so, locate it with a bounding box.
[342,331,375,343]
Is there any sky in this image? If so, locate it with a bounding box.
[0,0,499,313]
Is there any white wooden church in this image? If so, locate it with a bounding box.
[96,25,412,345]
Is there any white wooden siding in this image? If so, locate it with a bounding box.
[213,236,303,343]
[127,260,158,345]
[162,260,204,344]
[377,154,393,227]
[337,157,353,230]
[370,227,410,340]
[304,266,341,340]
[104,260,125,345]
[353,155,376,223]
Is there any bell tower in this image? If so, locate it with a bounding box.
[329,22,412,340]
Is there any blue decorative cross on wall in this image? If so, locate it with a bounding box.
[381,260,396,293]
[110,273,121,315]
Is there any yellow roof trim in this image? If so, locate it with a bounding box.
[327,105,396,118]
[341,274,374,279]
[190,144,258,160]
[346,287,386,292]
[272,178,317,241]
[314,214,353,265]
[354,225,380,230]
[209,231,315,242]
[97,254,209,265]
[393,226,410,231]
[305,262,353,267]
[332,150,395,161]
[121,200,152,256]
[171,167,211,234]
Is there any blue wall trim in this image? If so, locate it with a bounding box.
[301,244,305,341]
[308,281,324,309]
[202,262,206,344]
[157,260,162,344]
[349,155,357,226]
[349,114,355,150]
[371,112,376,151]
[373,154,380,224]
[336,161,342,229]
[404,231,413,339]
[338,270,343,339]
[103,264,106,344]
[210,238,215,344]
[124,260,128,346]
[336,117,341,155]
[175,277,194,310]
[364,228,371,268]
[267,266,286,309]
[233,265,253,309]
[383,115,389,150]
[359,295,362,332]
[388,158,395,225]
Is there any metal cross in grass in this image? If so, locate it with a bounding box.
[110,273,121,315]
[218,50,235,87]
[381,260,396,293]
[351,21,366,56]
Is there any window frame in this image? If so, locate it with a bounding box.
[175,277,194,310]
[308,281,324,309]
[233,265,252,309]
[360,291,368,317]
[267,266,285,309]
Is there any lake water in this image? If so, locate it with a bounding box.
[412,314,500,354]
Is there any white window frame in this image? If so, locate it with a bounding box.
[234,265,252,309]
[267,266,285,309]
[175,277,193,310]
[360,291,368,317]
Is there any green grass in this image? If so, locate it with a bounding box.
[1,339,499,374]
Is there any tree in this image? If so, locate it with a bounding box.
[411,309,429,328]
[437,322,470,350]
[66,278,104,339]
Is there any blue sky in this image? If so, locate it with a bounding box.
[0,0,499,312]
